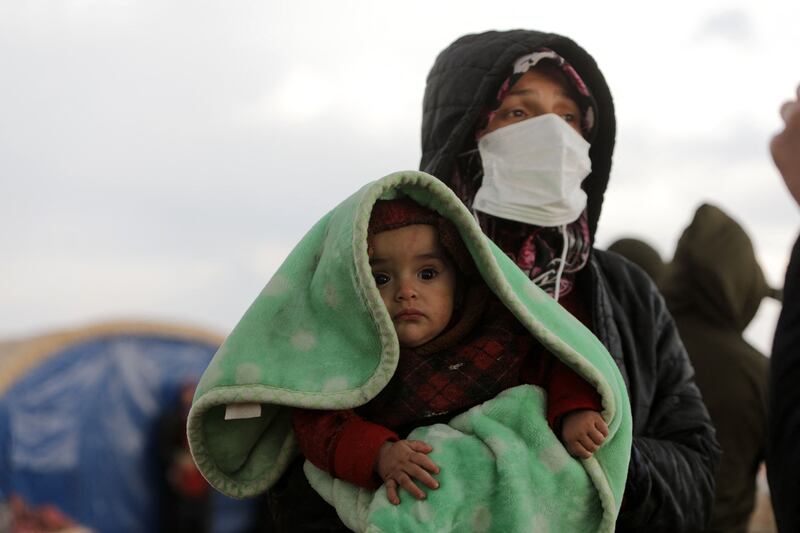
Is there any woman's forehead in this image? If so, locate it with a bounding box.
[505,68,579,102]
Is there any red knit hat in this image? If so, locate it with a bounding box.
[368,199,440,235]
[368,199,475,277]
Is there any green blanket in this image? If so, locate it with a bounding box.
[187,170,632,532]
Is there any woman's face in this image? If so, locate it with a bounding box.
[483,66,583,135]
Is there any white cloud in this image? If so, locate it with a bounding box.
[745,299,781,354]
[694,8,756,44]
[262,68,335,123]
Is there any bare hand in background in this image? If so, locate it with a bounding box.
[771,84,800,207]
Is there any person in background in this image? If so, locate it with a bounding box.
[767,84,800,533]
[419,29,720,531]
[662,203,776,533]
[157,381,211,533]
[607,237,667,289]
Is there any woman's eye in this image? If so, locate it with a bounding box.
[373,273,390,286]
[419,268,438,281]
[561,113,576,123]
[508,109,526,119]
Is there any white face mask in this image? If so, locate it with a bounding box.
[473,113,592,227]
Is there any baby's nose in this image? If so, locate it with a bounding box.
[396,280,418,300]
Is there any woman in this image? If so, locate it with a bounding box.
[419,29,720,532]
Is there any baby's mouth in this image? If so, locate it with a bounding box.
[394,309,425,320]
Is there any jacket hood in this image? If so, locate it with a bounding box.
[662,203,770,332]
[419,29,616,239]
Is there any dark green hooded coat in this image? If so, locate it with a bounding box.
[419,29,720,532]
[607,238,667,289]
[662,204,770,533]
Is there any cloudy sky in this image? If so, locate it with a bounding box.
[2,0,798,353]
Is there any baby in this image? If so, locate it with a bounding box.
[293,198,608,505]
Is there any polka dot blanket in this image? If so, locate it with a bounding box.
[187,171,632,532]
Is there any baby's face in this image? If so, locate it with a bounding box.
[368,224,456,348]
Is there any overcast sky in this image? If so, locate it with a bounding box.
[2,0,799,353]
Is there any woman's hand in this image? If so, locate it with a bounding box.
[561,409,609,459]
[375,439,440,505]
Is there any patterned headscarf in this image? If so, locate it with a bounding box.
[476,48,598,141]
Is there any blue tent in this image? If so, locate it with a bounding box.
[0,322,261,533]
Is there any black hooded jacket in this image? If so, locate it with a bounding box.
[420,30,720,531]
[767,235,800,533]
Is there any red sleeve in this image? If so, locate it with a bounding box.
[292,408,398,489]
[545,357,603,429]
[542,283,602,429]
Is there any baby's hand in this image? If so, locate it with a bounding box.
[375,439,440,505]
[561,410,609,459]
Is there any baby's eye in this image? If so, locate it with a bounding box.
[373,272,390,286]
[419,268,438,281]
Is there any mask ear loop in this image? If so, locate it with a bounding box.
[553,223,569,302]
